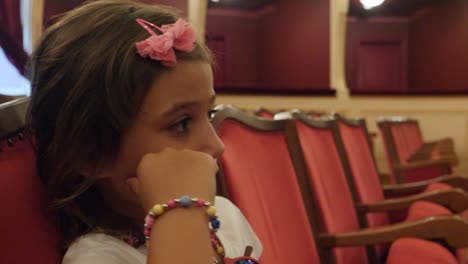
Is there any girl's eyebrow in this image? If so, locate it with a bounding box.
[160,95,216,118]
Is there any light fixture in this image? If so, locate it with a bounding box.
[211,0,220,2]
[360,0,385,10]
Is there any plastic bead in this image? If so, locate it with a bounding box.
[151,204,164,215]
[211,218,221,229]
[145,215,154,223]
[180,195,192,207]
[196,199,206,207]
[206,206,216,217]
[217,246,224,255]
[167,200,177,208]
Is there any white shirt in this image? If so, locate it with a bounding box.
[63,196,262,263]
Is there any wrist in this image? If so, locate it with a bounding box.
[143,195,224,257]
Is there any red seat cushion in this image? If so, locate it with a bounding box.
[217,120,320,263]
[0,135,61,263]
[405,199,464,264]
[405,201,452,222]
[387,238,457,264]
[424,182,453,192]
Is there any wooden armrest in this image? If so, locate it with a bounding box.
[357,188,468,213]
[425,138,454,146]
[419,139,454,152]
[318,215,468,249]
[383,182,428,196]
[393,157,458,170]
[408,152,456,162]
[405,139,457,164]
[383,174,468,196]
[438,174,468,191]
[418,138,454,153]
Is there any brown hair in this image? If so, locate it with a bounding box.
[27,0,212,248]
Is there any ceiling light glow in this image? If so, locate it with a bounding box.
[360,0,385,10]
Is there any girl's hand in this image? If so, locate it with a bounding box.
[127,148,218,210]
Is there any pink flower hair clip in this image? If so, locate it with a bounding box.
[135,18,196,67]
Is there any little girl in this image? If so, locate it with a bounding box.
[27,0,262,263]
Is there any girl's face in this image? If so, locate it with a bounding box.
[95,61,224,221]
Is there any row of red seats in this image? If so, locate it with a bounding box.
[213,105,468,264]
[257,108,466,197]
[256,107,461,185]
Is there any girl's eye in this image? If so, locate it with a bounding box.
[208,109,218,120]
[169,116,192,134]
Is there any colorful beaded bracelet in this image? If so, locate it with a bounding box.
[144,195,224,256]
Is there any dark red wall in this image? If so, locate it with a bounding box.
[206,14,260,88]
[45,0,331,92]
[44,0,187,24]
[409,0,468,92]
[346,0,468,93]
[43,0,82,24]
[259,0,330,91]
[346,19,409,91]
[207,0,331,92]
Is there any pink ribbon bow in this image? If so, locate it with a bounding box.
[135,18,196,67]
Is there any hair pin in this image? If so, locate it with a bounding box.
[135,18,196,67]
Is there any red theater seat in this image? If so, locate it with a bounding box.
[378,117,458,184]
[212,106,320,263]
[0,98,61,264]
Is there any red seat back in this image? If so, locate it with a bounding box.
[213,108,320,263]
[336,118,389,229]
[255,110,275,119]
[0,131,61,263]
[378,124,399,184]
[391,122,424,163]
[257,111,274,119]
[289,117,369,264]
